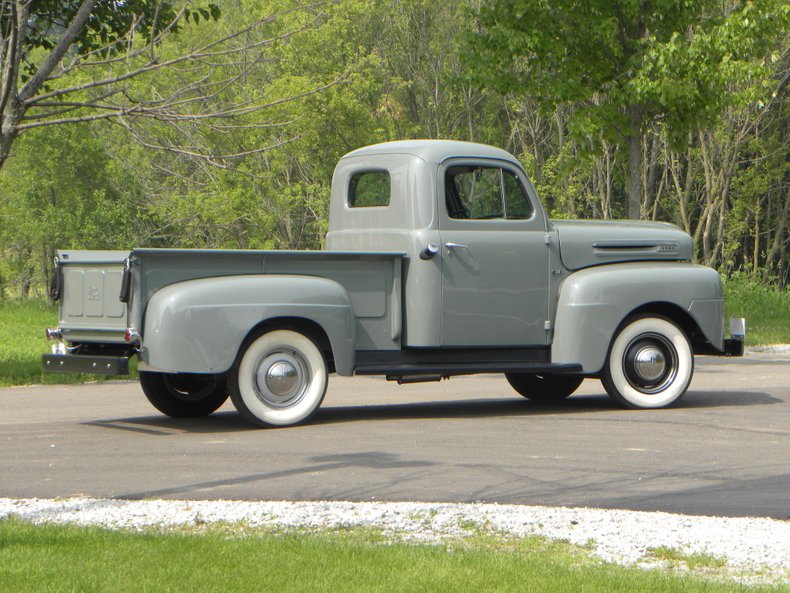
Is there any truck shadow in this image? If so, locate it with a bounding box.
[83,390,781,433]
[84,412,256,434]
[675,390,784,408]
[312,390,781,426]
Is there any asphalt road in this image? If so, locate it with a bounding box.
[2,350,788,519]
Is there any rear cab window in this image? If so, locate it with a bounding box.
[348,171,390,208]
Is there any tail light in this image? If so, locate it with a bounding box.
[45,328,62,341]
[124,328,141,344]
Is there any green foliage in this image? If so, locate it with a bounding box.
[17,0,217,84]
[0,123,141,298]
[469,0,789,227]
[471,0,787,142]
[2,518,787,592]
[0,300,136,386]
[723,273,790,345]
[22,1,179,55]
[21,1,221,55]
[0,0,787,294]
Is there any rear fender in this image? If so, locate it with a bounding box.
[551,263,724,373]
[139,275,355,375]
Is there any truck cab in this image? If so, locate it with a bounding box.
[327,140,553,349]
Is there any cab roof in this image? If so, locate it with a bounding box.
[340,140,519,165]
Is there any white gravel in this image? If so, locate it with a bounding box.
[2,497,788,583]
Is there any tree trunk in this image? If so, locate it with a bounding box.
[763,189,790,284]
[626,108,642,220]
[644,130,660,218]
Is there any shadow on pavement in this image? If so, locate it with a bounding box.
[114,450,435,500]
[82,389,782,432]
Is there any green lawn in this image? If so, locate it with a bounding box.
[0,519,786,593]
[723,275,790,346]
[0,274,787,387]
[0,300,63,387]
[0,300,136,387]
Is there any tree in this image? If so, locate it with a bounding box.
[469,0,786,220]
[0,122,142,299]
[0,0,336,171]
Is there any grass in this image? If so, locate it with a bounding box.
[0,300,136,387]
[647,546,728,571]
[0,273,787,387]
[1,518,787,593]
[723,274,790,346]
[0,300,64,387]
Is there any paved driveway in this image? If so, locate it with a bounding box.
[2,350,788,518]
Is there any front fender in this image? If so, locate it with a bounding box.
[551,263,723,373]
[139,275,355,375]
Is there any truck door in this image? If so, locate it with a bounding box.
[438,161,550,346]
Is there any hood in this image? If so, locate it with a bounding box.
[553,219,693,271]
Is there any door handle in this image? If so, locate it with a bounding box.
[444,242,479,272]
[444,242,469,252]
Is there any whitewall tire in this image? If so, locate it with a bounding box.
[602,316,693,409]
[229,329,328,427]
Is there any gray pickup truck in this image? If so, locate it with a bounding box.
[44,140,744,427]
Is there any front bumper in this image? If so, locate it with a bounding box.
[722,338,745,357]
[720,317,746,356]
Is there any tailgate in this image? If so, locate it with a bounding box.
[55,250,130,344]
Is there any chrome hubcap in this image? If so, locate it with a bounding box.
[623,333,678,394]
[254,351,309,408]
[632,346,666,382]
[266,361,299,396]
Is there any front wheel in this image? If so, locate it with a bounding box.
[229,329,328,427]
[139,371,229,417]
[601,316,694,409]
[505,373,583,401]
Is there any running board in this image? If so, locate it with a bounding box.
[355,362,583,377]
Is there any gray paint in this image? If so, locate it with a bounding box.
[551,262,724,373]
[50,140,733,381]
[131,249,403,372]
[553,220,693,270]
[327,141,553,347]
[57,250,129,344]
[139,275,357,375]
[436,157,549,346]
[327,151,442,346]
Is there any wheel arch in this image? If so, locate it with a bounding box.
[239,317,336,373]
[139,275,356,376]
[624,302,709,351]
[551,263,724,374]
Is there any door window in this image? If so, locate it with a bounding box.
[445,166,534,220]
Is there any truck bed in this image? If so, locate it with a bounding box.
[56,248,405,352]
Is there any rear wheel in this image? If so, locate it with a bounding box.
[505,373,583,402]
[229,329,328,428]
[601,315,693,409]
[139,371,228,417]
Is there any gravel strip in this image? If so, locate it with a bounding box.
[2,497,788,583]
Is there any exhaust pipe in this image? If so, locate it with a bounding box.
[387,374,446,385]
